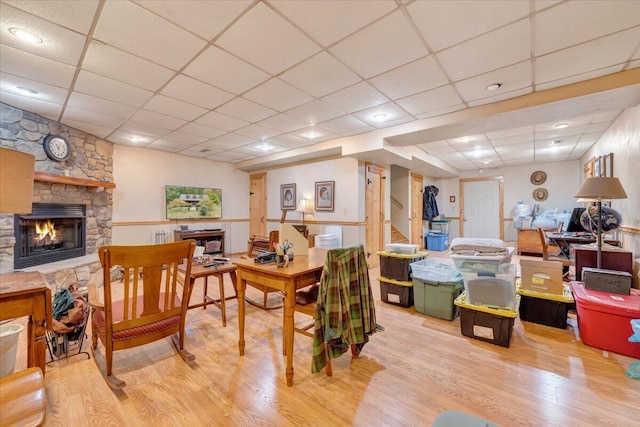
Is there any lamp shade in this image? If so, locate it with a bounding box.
[575,177,627,200]
[0,147,35,214]
[295,199,311,214]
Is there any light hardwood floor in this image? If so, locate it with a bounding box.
[9,248,639,427]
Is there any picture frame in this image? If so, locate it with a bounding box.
[315,180,334,211]
[280,183,296,210]
[602,153,614,177]
[165,185,222,219]
[593,156,601,177]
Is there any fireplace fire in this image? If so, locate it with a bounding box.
[14,203,86,269]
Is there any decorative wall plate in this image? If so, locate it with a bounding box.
[530,170,547,185]
[533,188,548,201]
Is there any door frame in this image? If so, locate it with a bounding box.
[249,172,267,238]
[410,172,424,248]
[459,176,504,240]
[365,162,385,267]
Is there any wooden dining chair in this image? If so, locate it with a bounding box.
[87,240,196,389]
[294,245,381,376]
[537,228,572,280]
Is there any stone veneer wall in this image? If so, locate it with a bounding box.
[0,102,113,289]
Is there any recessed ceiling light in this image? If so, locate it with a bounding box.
[16,86,38,95]
[485,83,502,91]
[551,140,562,145]
[129,136,142,142]
[306,131,318,139]
[256,143,273,152]
[554,122,570,129]
[9,28,42,44]
[373,113,387,121]
[482,160,491,164]
[461,136,473,143]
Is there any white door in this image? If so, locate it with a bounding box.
[462,180,500,238]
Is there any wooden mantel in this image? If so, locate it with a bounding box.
[34,171,116,189]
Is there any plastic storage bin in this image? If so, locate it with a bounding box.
[461,264,517,310]
[378,251,428,282]
[450,248,514,273]
[0,324,24,378]
[454,292,519,348]
[426,232,449,251]
[410,258,461,283]
[413,276,464,320]
[517,283,575,329]
[378,277,413,308]
[570,282,640,358]
[430,220,450,234]
[385,243,419,255]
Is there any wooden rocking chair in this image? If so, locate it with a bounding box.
[87,240,196,389]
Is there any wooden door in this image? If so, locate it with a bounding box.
[365,163,385,268]
[460,177,504,240]
[249,173,267,238]
[410,172,424,248]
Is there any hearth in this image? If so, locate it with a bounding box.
[14,203,86,269]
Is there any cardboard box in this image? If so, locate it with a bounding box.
[520,259,563,295]
[582,267,633,295]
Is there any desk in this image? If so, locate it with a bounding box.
[233,248,327,386]
[180,262,237,327]
[547,233,620,259]
[0,271,52,376]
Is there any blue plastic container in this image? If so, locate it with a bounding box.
[426,232,449,251]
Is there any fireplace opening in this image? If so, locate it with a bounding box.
[15,203,86,269]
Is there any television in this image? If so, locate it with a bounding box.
[565,207,587,233]
[165,185,222,220]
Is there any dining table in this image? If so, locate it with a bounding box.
[233,248,327,386]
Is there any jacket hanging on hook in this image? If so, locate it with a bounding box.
[422,185,439,221]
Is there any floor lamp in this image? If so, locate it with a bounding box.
[574,177,627,269]
[295,199,311,226]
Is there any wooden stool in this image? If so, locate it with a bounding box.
[185,263,238,327]
[0,367,46,427]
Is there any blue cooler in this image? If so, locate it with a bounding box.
[426,232,449,251]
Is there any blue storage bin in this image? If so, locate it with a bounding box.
[426,232,449,251]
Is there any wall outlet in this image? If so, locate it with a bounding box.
[343,208,348,214]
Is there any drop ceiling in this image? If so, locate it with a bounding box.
[1,0,639,177]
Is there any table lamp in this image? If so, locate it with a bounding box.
[574,177,627,269]
[295,199,311,226]
[0,147,35,214]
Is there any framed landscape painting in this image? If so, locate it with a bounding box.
[165,185,222,219]
[315,181,334,211]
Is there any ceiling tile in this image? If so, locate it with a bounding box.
[289,126,337,143]
[176,145,217,157]
[108,129,156,145]
[160,74,235,110]
[490,133,534,147]
[74,70,153,108]
[215,2,320,75]
[455,61,531,103]
[196,111,249,132]
[67,92,137,120]
[184,45,270,95]
[369,56,449,100]
[271,0,396,47]
[243,78,313,112]
[62,107,125,129]
[0,3,87,66]
[0,45,75,88]
[339,125,375,137]
[161,131,207,145]
[278,51,361,98]
[0,91,62,120]
[216,97,277,123]
[132,0,251,40]
[266,134,310,148]
[407,0,530,52]
[414,104,465,120]
[285,100,346,125]
[495,142,533,155]
[467,87,532,108]
[150,137,199,149]
[94,1,206,70]
[535,28,639,84]
[534,0,640,56]
[395,85,462,116]
[486,125,534,139]
[317,115,369,134]
[206,132,257,148]
[329,10,426,78]
[119,121,172,138]
[178,122,227,139]
[534,65,623,91]
[257,113,308,133]
[0,72,68,105]
[63,119,114,139]
[321,82,388,114]
[130,109,186,131]
[144,142,181,153]
[436,20,530,82]
[235,124,281,140]
[143,95,207,121]
[82,41,174,92]
[2,0,99,33]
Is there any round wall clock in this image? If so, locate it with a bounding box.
[43,134,71,162]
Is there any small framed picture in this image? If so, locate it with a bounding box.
[280,183,296,210]
[315,181,334,211]
[593,156,601,177]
